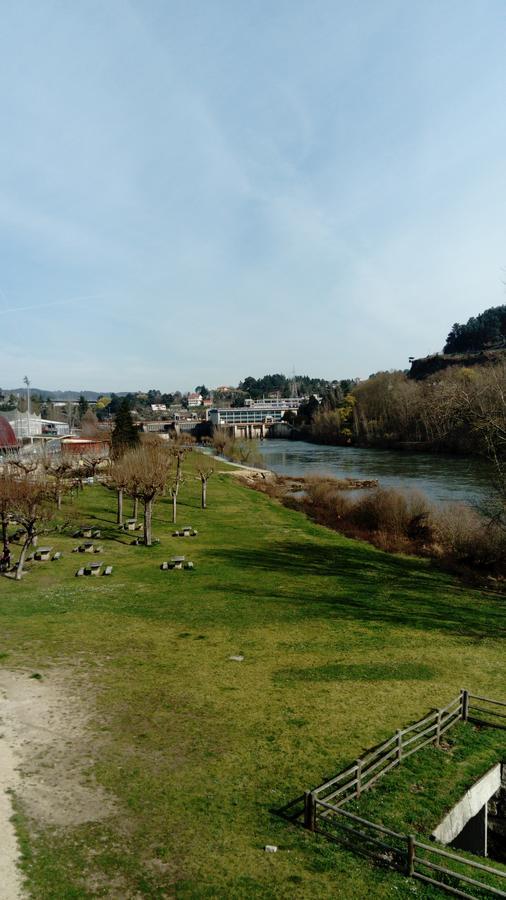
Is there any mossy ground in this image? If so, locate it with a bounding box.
[0,453,504,898]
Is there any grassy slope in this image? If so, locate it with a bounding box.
[0,454,504,898]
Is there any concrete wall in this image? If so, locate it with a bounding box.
[432,763,502,857]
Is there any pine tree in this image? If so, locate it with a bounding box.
[111,398,139,457]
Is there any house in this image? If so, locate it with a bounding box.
[150,404,167,412]
[187,392,202,408]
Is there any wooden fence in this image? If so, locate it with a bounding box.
[302,690,506,898]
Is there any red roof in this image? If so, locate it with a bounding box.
[0,415,17,449]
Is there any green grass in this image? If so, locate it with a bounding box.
[0,453,504,898]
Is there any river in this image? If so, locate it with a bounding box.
[257,439,493,506]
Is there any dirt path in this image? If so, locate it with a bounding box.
[0,669,115,898]
[0,707,24,899]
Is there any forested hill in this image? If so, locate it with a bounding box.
[444,305,506,353]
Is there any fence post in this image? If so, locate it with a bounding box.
[356,759,362,798]
[304,791,316,832]
[435,709,442,746]
[461,689,469,722]
[406,834,415,876]
[396,729,403,762]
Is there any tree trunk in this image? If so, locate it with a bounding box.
[16,531,33,581]
[133,496,139,519]
[57,489,62,510]
[172,492,177,524]
[144,498,153,546]
[117,488,123,525]
[202,480,207,509]
[1,515,8,557]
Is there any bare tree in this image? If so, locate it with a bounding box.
[0,472,13,567]
[169,477,183,524]
[196,465,214,509]
[9,455,39,477]
[121,443,172,545]
[10,476,54,580]
[110,458,129,525]
[43,458,73,509]
[80,409,102,439]
[167,439,192,524]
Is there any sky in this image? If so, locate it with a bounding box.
[1,0,505,392]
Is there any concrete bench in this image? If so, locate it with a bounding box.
[85,562,102,576]
[93,545,104,553]
[52,552,62,561]
[103,565,113,576]
[34,547,52,561]
[92,530,101,538]
[76,567,84,577]
[81,529,93,539]
[184,561,194,570]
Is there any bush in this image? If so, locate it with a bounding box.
[349,488,433,539]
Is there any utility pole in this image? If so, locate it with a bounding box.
[23,375,32,444]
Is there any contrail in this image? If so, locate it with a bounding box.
[0,294,105,315]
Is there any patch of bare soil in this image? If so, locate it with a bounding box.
[0,668,115,828]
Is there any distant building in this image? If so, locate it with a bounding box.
[2,411,69,440]
[243,397,311,410]
[187,392,202,408]
[150,403,167,412]
[60,437,109,457]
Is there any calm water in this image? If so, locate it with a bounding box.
[257,440,493,506]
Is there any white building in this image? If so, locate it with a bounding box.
[3,411,69,440]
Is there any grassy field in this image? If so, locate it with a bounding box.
[0,452,504,898]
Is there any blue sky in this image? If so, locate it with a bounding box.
[1,0,505,392]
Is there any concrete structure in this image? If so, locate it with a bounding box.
[208,404,297,437]
[243,396,317,410]
[432,763,503,857]
[2,411,70,441]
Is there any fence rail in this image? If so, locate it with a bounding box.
[313,692,463,809]
[302,689,506,898]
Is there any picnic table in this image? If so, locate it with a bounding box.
[160,557,194,571]
[34,547,52,562]
[85,561,103,576]
[172,526,198,537]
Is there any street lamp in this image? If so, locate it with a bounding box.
[23,375,32,444]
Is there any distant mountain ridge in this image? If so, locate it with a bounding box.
[4,388,129,400]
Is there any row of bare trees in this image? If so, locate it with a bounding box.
[109,437,214,545]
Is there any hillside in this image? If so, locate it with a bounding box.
[408,347,506,380]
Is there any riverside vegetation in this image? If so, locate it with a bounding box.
[0,449,504,898]
[243,472,506,580]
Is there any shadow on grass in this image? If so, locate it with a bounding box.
[204,540,505,640]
